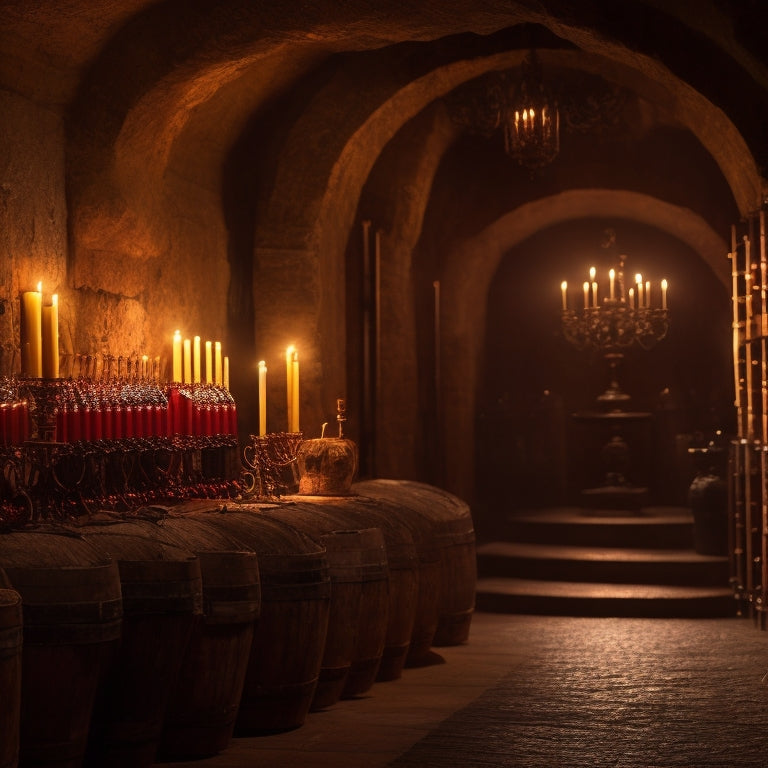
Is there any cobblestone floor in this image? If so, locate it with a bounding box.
[158,612,768,768]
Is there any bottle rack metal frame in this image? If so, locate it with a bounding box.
[729,205,768,624]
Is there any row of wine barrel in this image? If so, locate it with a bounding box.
[0,479,476,768]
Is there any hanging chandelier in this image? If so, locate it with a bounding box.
[502,49,560,170]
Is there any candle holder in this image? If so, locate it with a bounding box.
[17,378,67,441]
[562,301,669,404]
[243,431,303,498]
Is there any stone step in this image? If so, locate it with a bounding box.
[475,577,738,618]
[502,506,697,549]
[476,541,729,586]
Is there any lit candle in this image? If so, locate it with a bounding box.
[661,279,668,310]
[291,348,299,433]
[609,269,615,300]
[214,341,223,386]
[223,356,229,390]
[645,281,650,308]
[193,336,201,383]
[42,293,59,379]
[560,281,568,311]
[286,345,295,431]
[591,281,598,307]
[183,338,192,384]
[635,274,643,308]
[258,360,267,436]
[629,286,635,308]
[583,282,589,309]
[172,330,182,383]
[205,340,213,384]
[21,282,43,378]
[141,354,149,380]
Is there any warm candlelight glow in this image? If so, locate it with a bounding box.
[583,281,589,309]
[635,274,644,308]
[172,330,182,383]
[591,281,598,307]
[193,336,201,383]
[214,341,223,386]
[223,356,229,390]
[183,338,192,384]
[21,283,43,378]
[258,360,267,436]
[589,266,596,282]
[286,345,295,431]
[561,281,568,311]
[42,293,59,379]
[291,348,299,433]
[661,278,668,310]
[628,286,635,308]
[205,340,213,384]
[609,269,615,300]
[645,280,651,308]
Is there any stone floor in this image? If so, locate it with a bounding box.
[155,610,768,768]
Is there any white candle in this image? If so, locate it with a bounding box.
[291,348,299,433]
[661,279,668,310]
[183,338,192,384]
[42,293,58,379]
[193,336,201,383]
[286,345,295,431]
[172,330,182,383]
[258,360,267,436]
[635,274,643,308]
[629,287,635,308]
[583,282,589,309]
[214,341,222,386]
[21,282,43,378]
[560,281,567,311]
[205,340,213,384]
[645,281,650,308]
[609,269,615,300]
[591,281,598,307]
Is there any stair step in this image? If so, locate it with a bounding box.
[503,506,696,549]
[476,541,729,586]
[475,577,738,618]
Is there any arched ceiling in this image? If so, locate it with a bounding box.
[1,0,766,272]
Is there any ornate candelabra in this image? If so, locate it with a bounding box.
[560,255,669,405]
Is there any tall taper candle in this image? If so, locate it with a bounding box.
[21,283,43,378]
[193,336,201,383]
[205,340,212,384]
[291,348,299,433]
[223,356,229,390]
[214,341,222,386]
[172,330,182,383]
[286,345,295,431]
[42,293,59,378]
[183,338,192,384]
[258,360,267,436]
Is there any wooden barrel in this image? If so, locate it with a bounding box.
[0,587,22,768]
[283,494,441,667]
[274,496,427,679]
[153,514,261,760]
[168,502,331,734]
[354,479,477,646]
[0,529,123,768]
[77,521,203,768]
[259,501,390,707]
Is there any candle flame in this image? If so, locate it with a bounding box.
[36,281,42,293]
[561,280,567,291]
[52,294,58,307]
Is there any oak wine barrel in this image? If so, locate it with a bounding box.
[0,529,123,768]
[78,521,203,768]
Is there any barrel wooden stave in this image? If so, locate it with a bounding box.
[168,503,331,734]
[78,522,202,768]
[354,479,477,646]
[0,587,22,768]
[0,530,123,768]
[153,515,261,760]
[266,497,419,683]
